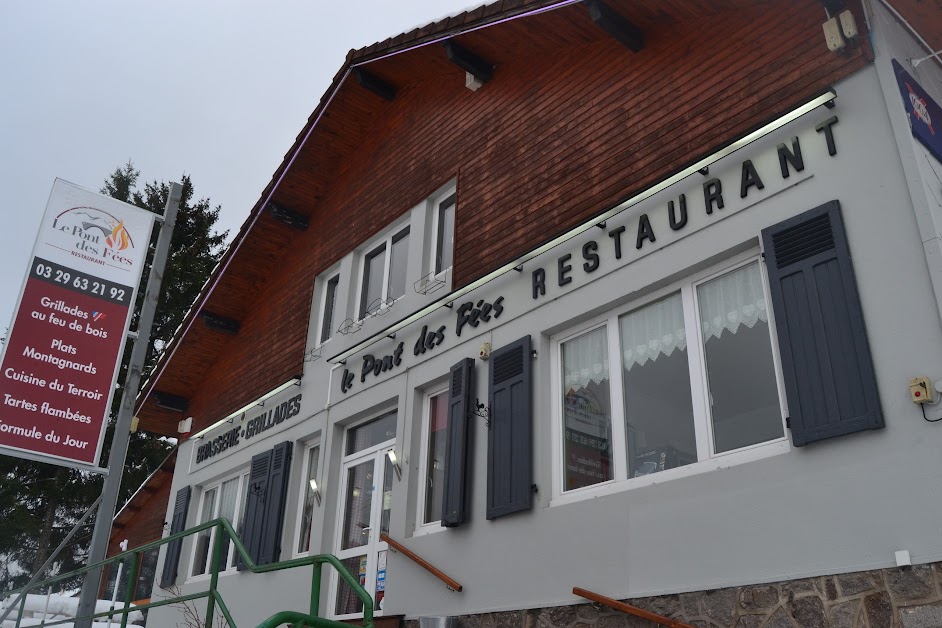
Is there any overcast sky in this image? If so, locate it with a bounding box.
[0,0,483,334]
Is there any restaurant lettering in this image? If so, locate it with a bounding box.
[532,116,839,299]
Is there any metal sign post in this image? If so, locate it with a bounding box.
[74,183,182,628]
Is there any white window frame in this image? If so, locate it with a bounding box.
[329,410,398,620]
[187,469,250,581]
[356,223,411,320]
[315,271,341,347]
[427,185,457,281]
[415,386,449,536]
[294,440,322,557]
[550,250,790,506]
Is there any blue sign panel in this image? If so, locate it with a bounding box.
[893,59,942,164]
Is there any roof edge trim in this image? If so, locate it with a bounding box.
[134,0,594,423]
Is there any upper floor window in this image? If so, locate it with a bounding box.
[433,192,456,276]
[554,255,785,496]
[360,227,410,319]
[317,274,340,345]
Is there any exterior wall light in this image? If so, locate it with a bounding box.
[387,449,402,480]
[177,416,193,439]
[309,478,322,506]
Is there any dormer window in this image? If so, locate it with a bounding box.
[318,274,340,345]
[434,192,456,276]
[359,226,410,319]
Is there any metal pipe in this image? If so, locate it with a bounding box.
[74,183,182,628]
[876,0,942,68]
[351,0,583,67]
[0,496,102,625]
[118,553,137,628]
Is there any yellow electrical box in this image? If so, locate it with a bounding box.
[909,377,933,404]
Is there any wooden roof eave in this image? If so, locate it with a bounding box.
[132,0,585,435]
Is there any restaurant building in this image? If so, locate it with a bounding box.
[109,0,942,626]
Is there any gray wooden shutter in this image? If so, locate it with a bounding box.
[258,441,293,565]
[442,357,474,527]
[487,335,533,519]
[238,449,272,570]
[159,485,190,588]
[761,200,883,446]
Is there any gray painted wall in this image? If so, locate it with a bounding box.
[148,18,942,626]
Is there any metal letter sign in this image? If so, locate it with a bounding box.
[893,59,942,165]
[0,179,154,470]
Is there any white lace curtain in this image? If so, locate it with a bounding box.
[564,264,768,384]
[698,263,768,342]
[563,327,609,391]
[620,292,686,370]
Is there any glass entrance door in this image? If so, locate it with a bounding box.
[333,412,396,618]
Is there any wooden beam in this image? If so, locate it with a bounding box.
[353,68,396,101]
[381,533,463,591]
[152,391,189,414]
[573,588,695,628]
[819,0,845,13]
[585,0,644,52]
[443,40,493,83]
[267,202,309,231]
[199,310,241,335]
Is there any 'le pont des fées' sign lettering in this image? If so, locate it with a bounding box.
[340,297,505,394]
[195,393,302,465]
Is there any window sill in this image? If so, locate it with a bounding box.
[184,568,239,584]
[413,522,447,537]
[551,438,790,508]
[333,610,385,622]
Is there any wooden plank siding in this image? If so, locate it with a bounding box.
[107,451,176,559]
[136,0,870,436]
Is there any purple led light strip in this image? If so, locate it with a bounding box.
[138,0,579,412]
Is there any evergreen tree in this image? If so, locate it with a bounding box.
[0,162,227,590]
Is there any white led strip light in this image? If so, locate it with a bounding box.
[328,89,837,365]
[190,376,302,440]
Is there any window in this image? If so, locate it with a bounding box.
[318,274,340,345]
[554,256,786,497]
[296,443,321,555]
[359,227,410,319]
[562,325,614,490]
[190,472,250,577]
[417,388,449,529]
[433,192,456,276]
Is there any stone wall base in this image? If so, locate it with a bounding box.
[405,563,942,628]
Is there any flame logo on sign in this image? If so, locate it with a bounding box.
[52,206,136,255]
[906,82,935,135]
[105,220,131,250]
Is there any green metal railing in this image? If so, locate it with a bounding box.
[0,517,374,628]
